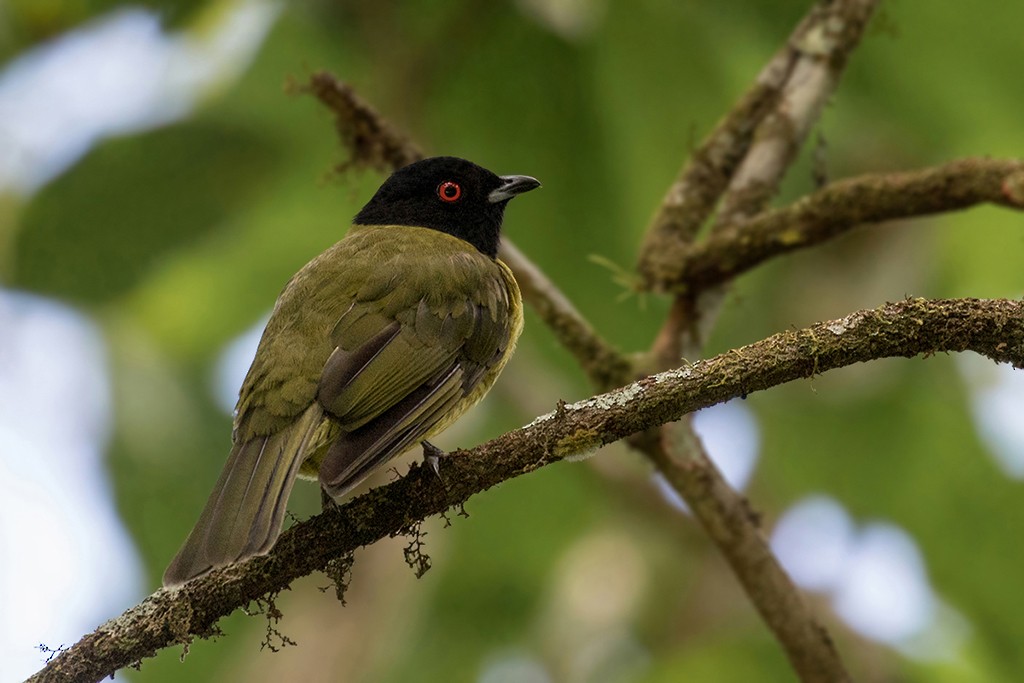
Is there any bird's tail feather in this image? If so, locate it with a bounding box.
[163,405,323,587]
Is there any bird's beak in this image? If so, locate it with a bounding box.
[488,175,542,203]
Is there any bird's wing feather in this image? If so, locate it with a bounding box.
[316,248,515,498]
[318,364,467,498]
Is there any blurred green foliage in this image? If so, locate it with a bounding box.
[3,0,1024,681]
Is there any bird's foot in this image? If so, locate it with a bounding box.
[321,486,341,512]
[421,440,446,479]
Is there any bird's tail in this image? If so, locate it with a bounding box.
[162,405,323,587]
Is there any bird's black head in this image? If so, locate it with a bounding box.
[353,156,540,258]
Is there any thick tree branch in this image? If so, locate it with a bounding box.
[662,157,1024,294]
[30,297,1024,683]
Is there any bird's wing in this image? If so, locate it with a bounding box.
[316,251,516,499]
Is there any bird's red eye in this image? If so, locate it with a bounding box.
[438,181,462,203]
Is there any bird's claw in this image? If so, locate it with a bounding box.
[421,441,446,478]
[321,486,340,512]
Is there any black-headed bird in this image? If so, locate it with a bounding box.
[164,156,539,587]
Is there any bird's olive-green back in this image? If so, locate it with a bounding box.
[233,224,518,444]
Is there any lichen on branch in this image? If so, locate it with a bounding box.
[29,296,1024,683]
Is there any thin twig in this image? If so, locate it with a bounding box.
[712,0,880,230]
[661,157,1024,293]
[29,296,1024,683]
[637,0,880,293]
[634,52,792,287]
[297,71,424,171]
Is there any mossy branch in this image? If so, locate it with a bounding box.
[29,296,1024,683]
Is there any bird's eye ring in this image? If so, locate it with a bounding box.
[437,181,462,203]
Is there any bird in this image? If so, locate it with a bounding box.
[163,156,540,587]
